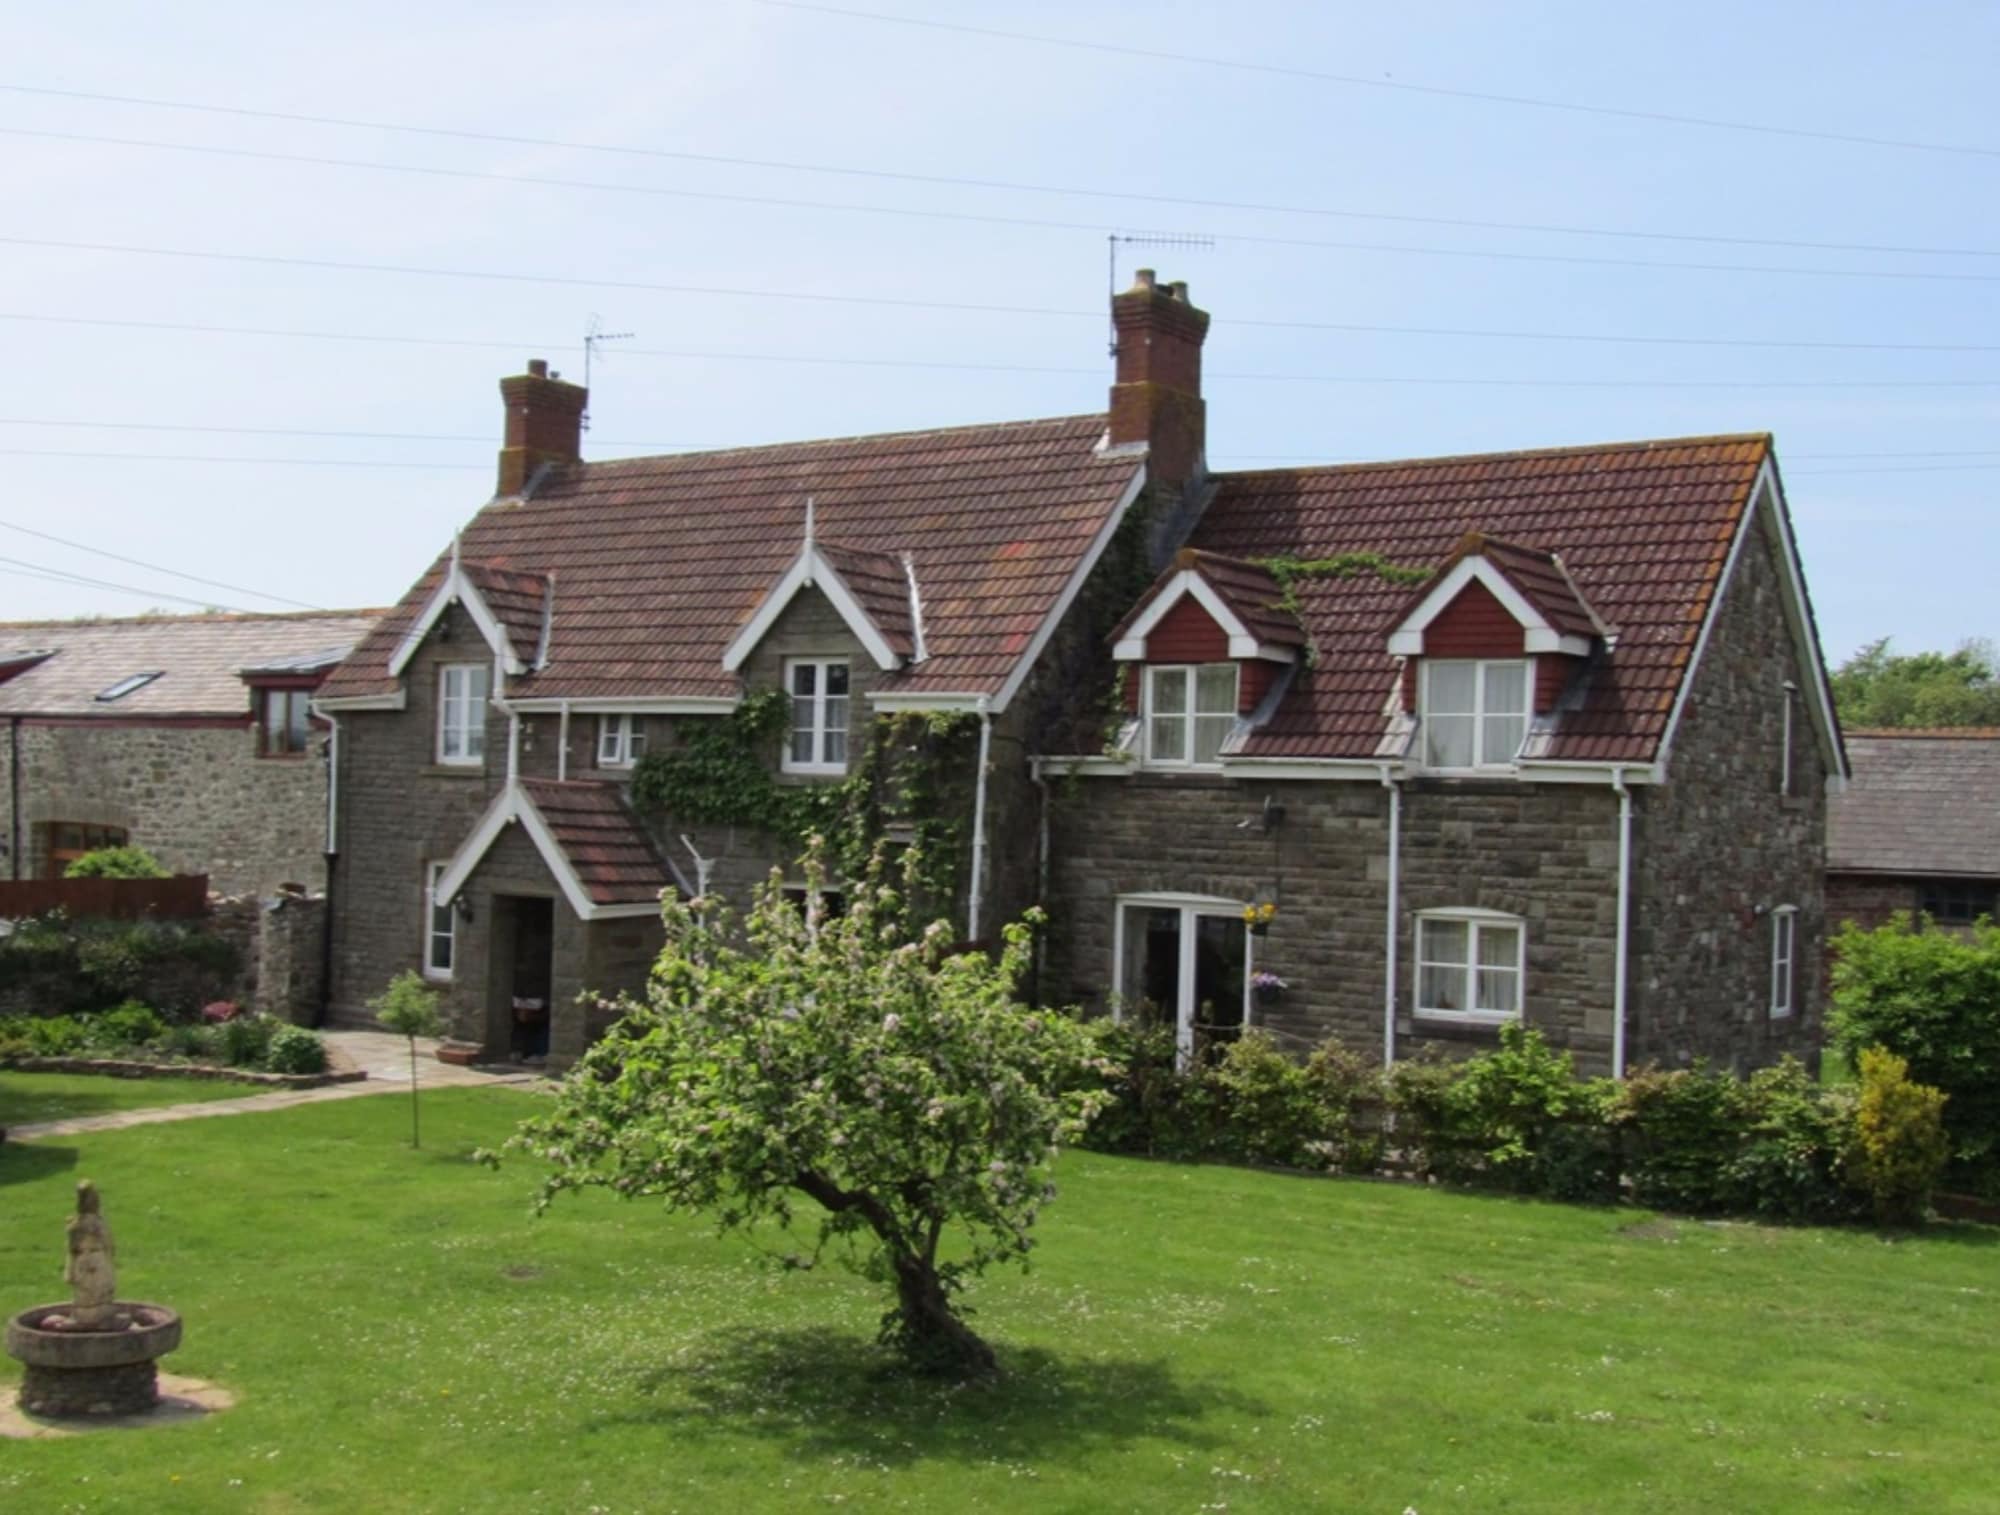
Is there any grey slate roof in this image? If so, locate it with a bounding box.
[0,611,379,717]
[1828,730,2000,878]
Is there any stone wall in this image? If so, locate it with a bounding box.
[1,719,329,895]
[1042,771,1629,1070]
[1629,518,1829,1073]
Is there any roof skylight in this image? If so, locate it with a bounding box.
[95,671,164,702]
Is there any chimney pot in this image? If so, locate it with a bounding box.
[527,358,549,379]
[1168,281,1188,302]
[1133,267,1157,291]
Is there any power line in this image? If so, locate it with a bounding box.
[0,552,250,612]
[8,308,1999,357]
[10,120,2000,264]
[754,1,2000,162]
[0,448,482,468]
[0,517,323,609]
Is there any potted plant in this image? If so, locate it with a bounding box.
[1242,901,1278,938]
[1251,970,1288,1006]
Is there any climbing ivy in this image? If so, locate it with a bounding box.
[1253,552,1433,667]
[628,689,979,910]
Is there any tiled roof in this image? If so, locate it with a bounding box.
[1829,731,2000,877]
[520,778,673,906]
[459,561,550,669]
[1192,434,1771,762]
[1458,534,1607,642]
[0,611,379,717]
[322,415,1140,703]
[816,541,914,658]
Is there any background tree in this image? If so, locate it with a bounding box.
[1831,638,2000,729]
[370,971,442,1148]
[502,845,1109,1378]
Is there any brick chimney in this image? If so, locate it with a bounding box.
[496,358,587,497]
[1108,270,1210,488]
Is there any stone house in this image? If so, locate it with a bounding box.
[0,611,376,893]
[319,271,1844,1077]
[1827,730,2000,932]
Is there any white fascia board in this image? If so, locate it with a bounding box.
[1522,630,1592,657]
[433,786,520,907]
[504,696,740,715]
[1391,556,1555,655]
[387,563,527,679]
[719,545,901,673]
[1217,758,1388,781]
[867,691,988,713]
[1755,459,1849,782]
[1118,568,1255,651]
[993,464,1149,713]
[1653,463,1766,775]
[1515,761,1662,786]
[312,690,407,713]
[1233,640,1300,664]
[1031,755,1138,777]
[512,790,608,920]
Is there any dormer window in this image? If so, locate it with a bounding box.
[784,658,850,775]
[1422,659,1528,770]
[1146,664,1237,768]
[598,714,646,768]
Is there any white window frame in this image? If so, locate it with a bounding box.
[1420,658,1531,772]
[1110,891,1256,1062]
[1770,905,1797,1017]
[436,662,490,767]
[1780,681,1799,798]
[424,861,456,982]
[782,657,851,776]
[1141,663,1239,770]
[597,713,645,768]
[1413,908,1526,1023]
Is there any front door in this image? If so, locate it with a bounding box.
[1116,896,1251,1061]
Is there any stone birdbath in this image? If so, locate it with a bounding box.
[5,1182,183,1418]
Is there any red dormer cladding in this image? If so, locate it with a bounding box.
[1389,533,1607,717]
[1110,550,1303,716]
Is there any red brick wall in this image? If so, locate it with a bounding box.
[1400,580,1533,709]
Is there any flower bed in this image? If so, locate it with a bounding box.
[0,1001,343,1086]
[0,1054,362,1090]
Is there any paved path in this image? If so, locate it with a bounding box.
[5,1032,542,1142]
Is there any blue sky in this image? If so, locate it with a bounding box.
[2,1,1995,668]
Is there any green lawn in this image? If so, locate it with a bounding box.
[2,1090,1994,1514]
[0,1070,258,1128]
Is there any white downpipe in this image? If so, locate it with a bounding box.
[1379,763,1401,1069]
[967,698,993,941]
[557,699,571,782]
[1612,766,1633,1079]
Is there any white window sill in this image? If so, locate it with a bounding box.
[1413,1010,1516,1026]
[422,968,454,984]
[1137,762,1226,774]
[1417,765,1520,778]
[780,765,848,779]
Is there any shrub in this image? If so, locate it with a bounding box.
[0,913,239,1017]
[1207,1030,1326,1168]
[92,1000,167,1050]
[161,1022,217,1061]
[22,1014,91,1056]
[1302,1038,1388,1174]
[218,1011,276,1068]
[1829,916,2000,1190]
[1731,1059,1862,1224]
[1077,1015,1207,1159]
[265,1024,329,1076]
[62,844,170,879]
[1852,1047,1950,1225]
[1614,1065,1752,1214]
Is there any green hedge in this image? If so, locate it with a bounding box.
[1078,1021,1950,1228]
[0,912,240,1017]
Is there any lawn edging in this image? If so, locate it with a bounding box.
[0,1055,366,1091]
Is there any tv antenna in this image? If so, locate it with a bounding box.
[581,315,635,433]
[1107,232,1214,356]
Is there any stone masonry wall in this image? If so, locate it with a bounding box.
[2,720,330,894]
[1042,772,1627,1072]
[1628,518,1829,1073]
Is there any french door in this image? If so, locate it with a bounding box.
[1114,894,1251,1061]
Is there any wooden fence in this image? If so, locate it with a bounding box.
[0,874,210,921]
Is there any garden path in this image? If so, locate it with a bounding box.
[4,1033,540,1142]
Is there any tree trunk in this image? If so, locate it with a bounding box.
[891,1253,996,1378]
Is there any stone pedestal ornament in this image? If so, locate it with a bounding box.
[5,1181,182,1418]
